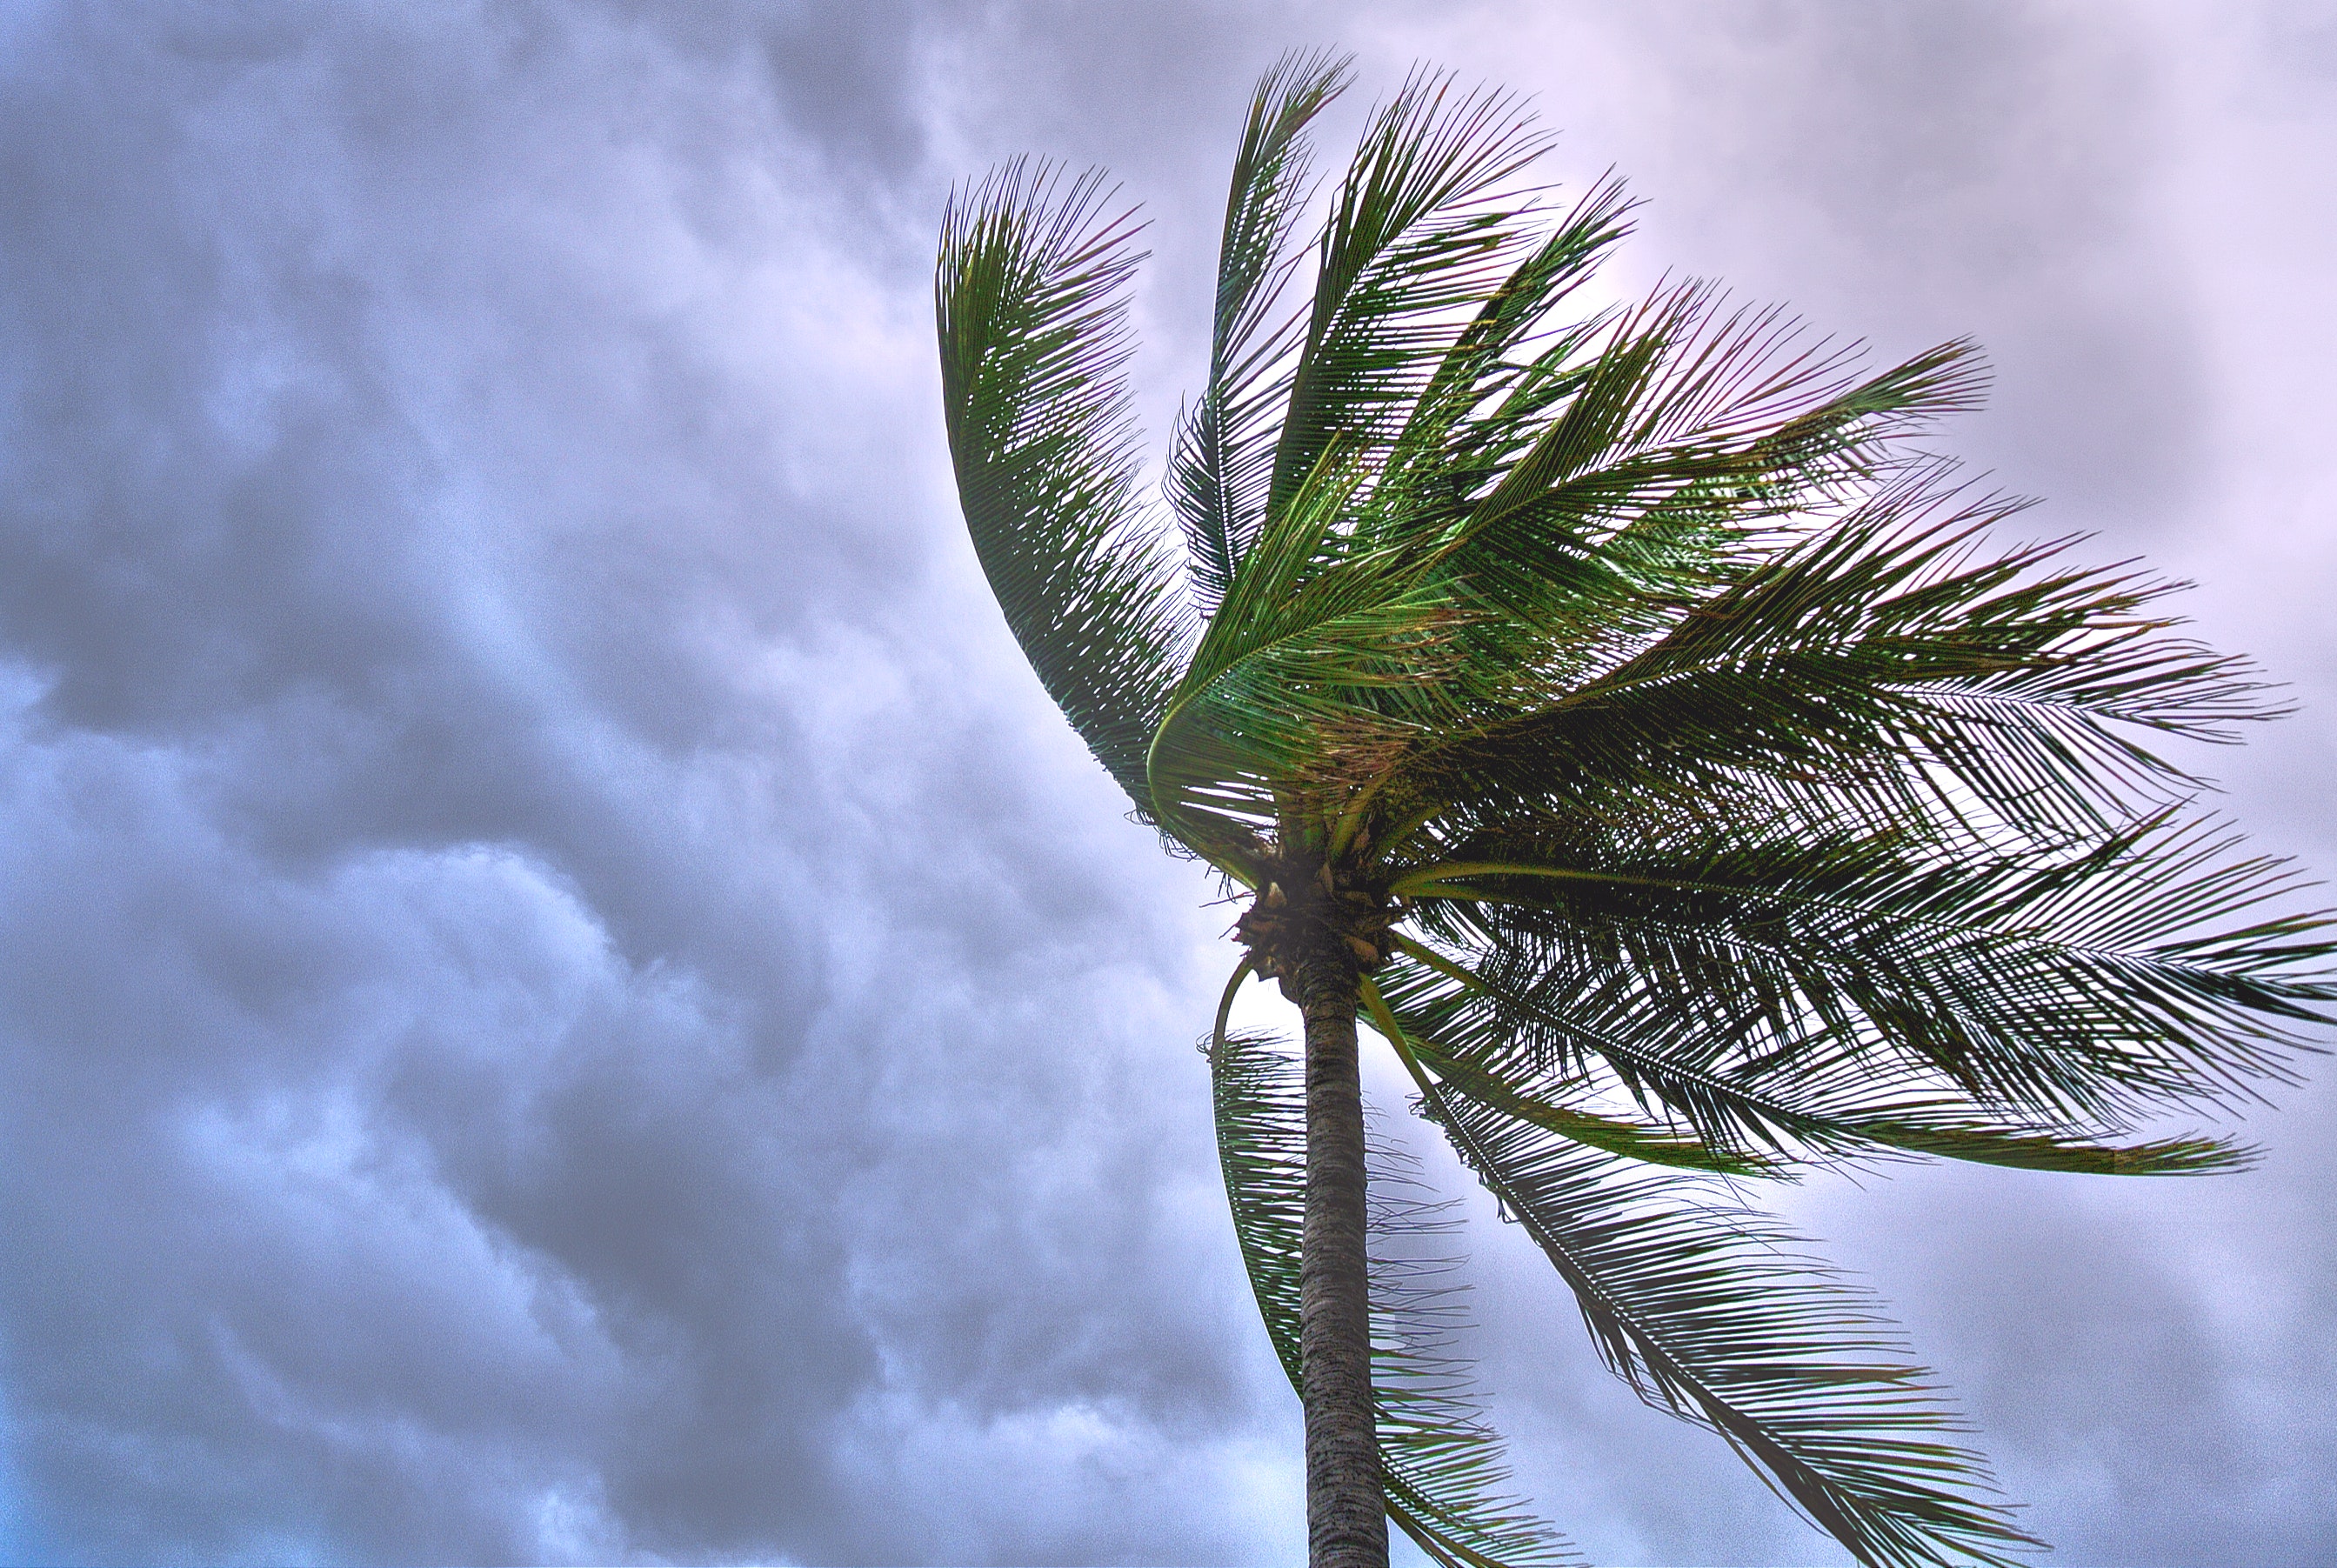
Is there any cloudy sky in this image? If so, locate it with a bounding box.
[2,3,2333,1564]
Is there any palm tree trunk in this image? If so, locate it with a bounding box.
[1293,937,1387,1568]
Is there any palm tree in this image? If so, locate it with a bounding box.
[933,53,2333,1568]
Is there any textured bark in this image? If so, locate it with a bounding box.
[1293,934,1387,1568]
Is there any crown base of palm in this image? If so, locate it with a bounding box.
[1236,854,1410,991]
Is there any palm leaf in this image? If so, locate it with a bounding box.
[1171,50,1353,616]
[1269,69,1552,525]
[938,162,1192,817]
[1365,174,1638,531]
[1378,934,2261,1184]
[1427,299,1978,577]
[1362,977,2037,1568]
[1151,449,1488,857]
[1362,466,2280,863]
[1373,894,2297,1180]
[1390,804,2333,1136]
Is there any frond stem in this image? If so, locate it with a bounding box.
[1391,861,1690,897]
[1213,953,1258,1053]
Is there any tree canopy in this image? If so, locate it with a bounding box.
[935,51,2334,1568]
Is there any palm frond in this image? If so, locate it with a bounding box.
[1388,1007,1784,1178]
[1376,934,2265,1180]
[1171,50,1353,615]
[1368,174,1637,525]
[938,162,1192,817]
[1364,977,2037,1568]
[1363,464,2280,859]
[1270,69,1553,524]
[1429,297,1980,579]
[1390,803,2333,1137]
[1151,449,1490,856]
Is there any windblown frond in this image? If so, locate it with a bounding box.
[1374,172,1637,515]
[1171,50,1353,615]
[938,163,1191,817]
[1270,70,1554,524]
[1366,983,2038,1568]
[1384,805,2332,1148]
[1367,466,2278,859]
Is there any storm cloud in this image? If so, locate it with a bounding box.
[0,3,2331,1564]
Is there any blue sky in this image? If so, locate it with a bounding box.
[1,3,2332,1563]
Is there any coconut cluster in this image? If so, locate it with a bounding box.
[1233,861,1408,992]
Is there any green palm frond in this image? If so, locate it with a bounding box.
[1270,69,1553,525]
[1378,932,2262,1181]
[938,162,1192,818]
[1209,977,1579,1568]
[1389,805,2331,1137]
[1398,1027,1785,1178]
[1359,464,2277,864]
[1383,1024,2039,1568]
[1159,290,2010,870]
[1171,50,1353,615]
[1147,70,1574,845]
[1372,173,1637,521]
[1152,449,1489,857]
[1414,296,1980,592]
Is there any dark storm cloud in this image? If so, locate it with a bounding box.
[2,2,2331,1565]
[0,2,1288,1561]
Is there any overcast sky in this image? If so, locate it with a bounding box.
[2,3,2333,1565]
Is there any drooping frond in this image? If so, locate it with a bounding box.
[1376,931,2269,1187]
[938,163,1191,817]
[1386,802,2333,1142]
[1379,1017,2040,1568]
[1372,804,2332,1186]
[1208,991,1579,1568]
[1171,50,1353,615]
